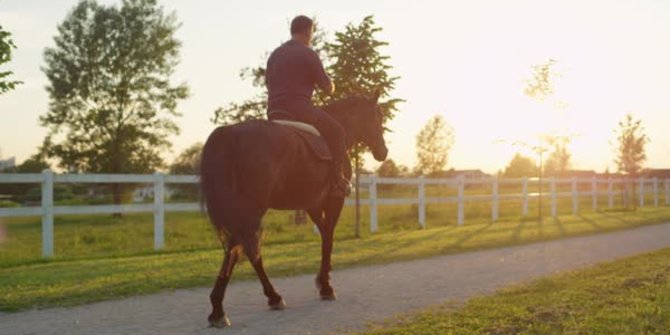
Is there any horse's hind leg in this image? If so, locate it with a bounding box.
[208,243,241,328]
[244,233,286,310]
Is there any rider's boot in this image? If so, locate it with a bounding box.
[329,165,352,198]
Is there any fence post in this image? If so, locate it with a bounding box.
[153,172,165,250]
[41,169,54,258]
[653,177,659,207]
[457,177,464,226]
[591,176,597,211]
[492,177,499,222]
[522,177,528,216]
[608,178,614,208]
[666,179,670,206]
[369,174,378,233]
[418,176,426,228]
[572,177,578,215]
[639,178,645,208]
[550,177,557,218]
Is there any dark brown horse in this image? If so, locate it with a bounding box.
[200,93,388,328]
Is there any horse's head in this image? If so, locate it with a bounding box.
[348,91,388,162]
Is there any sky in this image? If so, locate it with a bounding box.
[1,0,669,174]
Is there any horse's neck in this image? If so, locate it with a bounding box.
[325,108,356,149]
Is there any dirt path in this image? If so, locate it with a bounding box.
[3,222,670,335]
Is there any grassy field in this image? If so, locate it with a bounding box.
[360,247,670,335]
[0,203,669,312]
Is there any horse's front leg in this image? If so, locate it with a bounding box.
[313,196,344,300]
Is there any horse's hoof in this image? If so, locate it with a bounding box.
[269,297,287,310]
[320,291,337,301]
[208,314,231,328]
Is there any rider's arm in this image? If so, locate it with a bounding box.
[310,50,334,95]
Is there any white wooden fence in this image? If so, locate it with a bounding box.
[365,175,670,231]
[0,171,668,257]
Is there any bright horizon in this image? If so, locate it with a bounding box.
[1,0,669,174]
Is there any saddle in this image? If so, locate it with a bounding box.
[269,111,332,161]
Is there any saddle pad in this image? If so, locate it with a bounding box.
[271,120,331,161]
[271,119,321,137]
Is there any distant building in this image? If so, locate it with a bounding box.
[596,171,625,178]
[132,185,175,203]
[641,169,670,179]
[552,170,597,178]
[0,157,15,172]
[438,169,491,179]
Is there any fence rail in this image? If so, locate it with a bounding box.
[1,171,668,257]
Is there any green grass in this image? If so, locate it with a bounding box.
[359,247,670,335]
[0,204,669,312]
[1,192,653,267]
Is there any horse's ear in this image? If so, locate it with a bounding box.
[372,89,381,103]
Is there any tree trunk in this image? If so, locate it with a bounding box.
[293,210,306,225]
[354,156,360,239]
[111,183,123,218]
[631,173,637,211]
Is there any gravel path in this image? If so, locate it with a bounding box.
[3,222,670,335]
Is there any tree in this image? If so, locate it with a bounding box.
[543,136,571,176]
[522,58,562,172]
[376,159,409,191]
[613,114,649,209]
[169,143,202,200]
[613,114,648,177]
[323,16,402,167]
[13,154,50,173]
[522,59,561,221]
[169,142,203,175]
[0,25,22,94]
[415,115,454,175]
[503,153,539,178]
[376,159,408,178]
[376,159,399,177]
[40,0,188,204]
[524,59,557,101]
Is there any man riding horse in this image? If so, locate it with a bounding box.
[200,15,388,328]
[266,15,350,197]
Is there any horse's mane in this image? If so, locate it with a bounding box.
[322,96,368,115]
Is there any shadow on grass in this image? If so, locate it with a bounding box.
[599,211,631,226]
[578,214,602,230]
[354,225,459,265]
[553,217,566,236]
[451,223,494,248]
[511,217,529,242]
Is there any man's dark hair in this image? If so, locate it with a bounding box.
[291,15,313,35]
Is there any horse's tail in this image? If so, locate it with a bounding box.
[200,126,235,245]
